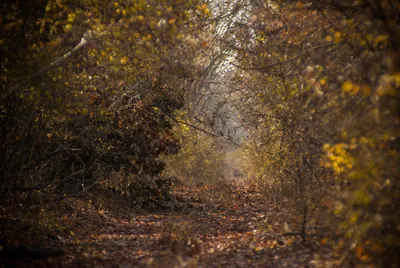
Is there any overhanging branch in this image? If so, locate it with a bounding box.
[1,30,92,104]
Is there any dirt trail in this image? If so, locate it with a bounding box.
[6,183,337,267]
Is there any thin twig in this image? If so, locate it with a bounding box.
[232,43,336,72]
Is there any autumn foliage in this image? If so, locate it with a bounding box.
[1,0,399,267]
[225,1,400,266]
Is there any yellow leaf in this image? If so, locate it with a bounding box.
[394,72,400,87]
[120,56,128,64]
[334,31,343,43]
[168,18,176,25]
[67,13,76,23]
[253,246,263,252]
[342,80,353,93]
[65,24,73,32]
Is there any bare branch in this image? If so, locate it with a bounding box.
[1,30,92,103]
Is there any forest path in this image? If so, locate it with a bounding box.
[28,183,335,267]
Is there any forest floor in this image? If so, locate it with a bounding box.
[1,182,340,267]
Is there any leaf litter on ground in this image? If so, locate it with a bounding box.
[1,182,339,267]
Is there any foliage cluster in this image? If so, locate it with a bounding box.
[0,0,210,236]
[225,0,400,266]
